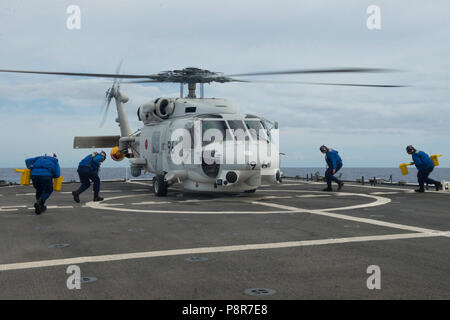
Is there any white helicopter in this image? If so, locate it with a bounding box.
[0,66,402,196]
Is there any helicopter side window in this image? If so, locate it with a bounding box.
[151,131,160,153]
[227,120,250,141]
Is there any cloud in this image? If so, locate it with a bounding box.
[0,0,449,169]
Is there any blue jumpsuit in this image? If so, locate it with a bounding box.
[25,156,61,205]
[325,150,343,188]
[77,154,104,196]
[412,151,439,190]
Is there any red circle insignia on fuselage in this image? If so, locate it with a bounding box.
[145,139,148,150]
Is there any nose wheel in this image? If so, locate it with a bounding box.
[153,174,168,196]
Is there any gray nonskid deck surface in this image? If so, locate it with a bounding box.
[0,179,449,299]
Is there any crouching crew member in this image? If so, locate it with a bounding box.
[320,145,344,192]
[25,153,61,215]
[72,151,106,203]
[406,145,442,192]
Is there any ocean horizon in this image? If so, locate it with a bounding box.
[1,167,450,185]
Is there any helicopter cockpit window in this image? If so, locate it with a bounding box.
[201,120,229,146]
[227,120,250,141]
[245,120,270,142]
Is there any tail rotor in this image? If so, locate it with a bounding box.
[99,61,123,127]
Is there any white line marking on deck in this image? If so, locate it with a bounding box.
[249,201,308,212]
[296,181,450,195]
[370,192,400,195]
[127,181,153,187]
[261,196,293,199]
[1,205,27,209]
[85,190,390,215]
[296,195,331,198]
[260,190,391,211]
[254,199,436,234]
[0,232,447,272]
[61,190,121,194]
[131,201,171,205]
[27,206,73,210]
[87,194,294,214]
[85,189,441,235]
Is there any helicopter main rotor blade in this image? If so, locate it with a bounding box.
[226,67,398,78]
[0,68,157,79]
[120,80,166,84]
[231,79,407,88]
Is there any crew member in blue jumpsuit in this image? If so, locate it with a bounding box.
[406,145,442,192]
[72,151,106,202]
[320,145,344,192]
[25,153,61,214]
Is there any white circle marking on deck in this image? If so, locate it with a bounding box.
[85,190,390,215]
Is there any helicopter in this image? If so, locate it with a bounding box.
[0,66,403,196]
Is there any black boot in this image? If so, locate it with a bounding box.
[72,190,81,203]
[93,194,104,202]
[34,198,44,215]
[338,182,344,191]
[435,182,443,191]
[414,189,424,193]
[323,187,333,192]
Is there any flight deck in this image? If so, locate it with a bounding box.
[0,179,449,299]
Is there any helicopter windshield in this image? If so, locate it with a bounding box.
[245,120,270,142]
[201,120,230,145]
[227,120,250,141]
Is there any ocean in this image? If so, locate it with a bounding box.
[1,167,450,185]
[281,167,450,184]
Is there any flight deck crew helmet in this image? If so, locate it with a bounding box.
[44,153,58,159]
[320,145,328,153]
[406,145,415,153]
[100,151,107,161]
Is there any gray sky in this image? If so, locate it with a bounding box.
[0,0,449,168]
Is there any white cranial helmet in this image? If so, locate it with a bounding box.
[44,153,58,159]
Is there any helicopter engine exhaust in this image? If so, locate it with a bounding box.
[110,146,125,161]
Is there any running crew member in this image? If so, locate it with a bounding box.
[320,145,344,192]
[25,153,61,215]
[406,145,442,192]
[72,151,107,202]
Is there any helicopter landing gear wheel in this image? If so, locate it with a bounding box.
[153,175,168,197]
